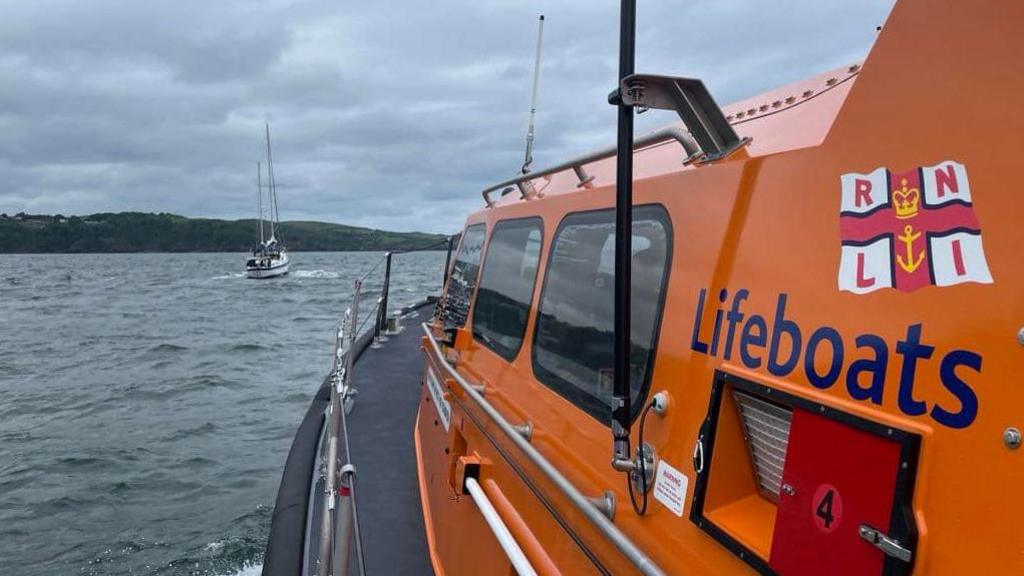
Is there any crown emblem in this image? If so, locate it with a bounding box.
[893,178,920,219]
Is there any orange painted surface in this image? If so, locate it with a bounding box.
[415,1,1024,574]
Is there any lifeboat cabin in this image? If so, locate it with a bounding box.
[261,1,1024,575]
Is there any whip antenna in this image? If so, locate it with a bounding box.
[521,14,545,174]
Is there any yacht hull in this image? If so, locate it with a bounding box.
[246,260,289,279]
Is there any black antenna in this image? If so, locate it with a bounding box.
[611,0,636,460]
[521,15,545,174]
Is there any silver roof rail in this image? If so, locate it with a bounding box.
[481,125,699,208]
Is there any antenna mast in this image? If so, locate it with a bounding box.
[521,14,545,174]
[257,162,265,245]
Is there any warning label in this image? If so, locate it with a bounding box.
[653,459,689,517]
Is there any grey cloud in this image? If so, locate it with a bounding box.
[0,0,894,233]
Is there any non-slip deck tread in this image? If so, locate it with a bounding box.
[343,308,433,575]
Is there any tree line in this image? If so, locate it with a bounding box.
[0,212,447,253]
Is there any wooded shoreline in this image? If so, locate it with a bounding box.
[0,212,447,253]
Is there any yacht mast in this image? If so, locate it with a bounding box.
[256,161,265,245]
[264,123,280,242]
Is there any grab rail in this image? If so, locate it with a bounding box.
[481,125,699,207]
[319,281,367,576]
[421,323,666,576]
[481,478,560,575]
[464,477,538,576]
[304,243,453,576]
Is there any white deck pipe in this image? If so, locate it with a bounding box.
[464,477,537,576]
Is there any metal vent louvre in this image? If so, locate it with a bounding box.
[732,390,793,501]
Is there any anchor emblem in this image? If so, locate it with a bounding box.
[896,225,925,273]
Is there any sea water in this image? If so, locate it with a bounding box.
[0,251,445,575]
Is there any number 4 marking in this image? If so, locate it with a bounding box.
[816,489,836,528]
[812,483,843,534]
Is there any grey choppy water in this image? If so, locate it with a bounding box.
[0,252,444,576]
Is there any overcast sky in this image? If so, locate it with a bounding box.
[0,0,894,233]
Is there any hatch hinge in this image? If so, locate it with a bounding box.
[858,524,913,563]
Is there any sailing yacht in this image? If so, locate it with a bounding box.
[246,124,290,279]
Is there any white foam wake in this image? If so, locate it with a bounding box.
[292,269,339,279]
[225,563,262,576]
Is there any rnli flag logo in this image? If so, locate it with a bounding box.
[837,160,993,294]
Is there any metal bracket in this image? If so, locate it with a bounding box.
[384,314,403,335]
[516,180,538,199]
[631,443,657,494]
[692,434,705,474]
[342,387,357,415]
[512,421,533,442]
[573,165,596,188]
[588,490,616,521]
[614,442,657,493]
[339,463,357,483]
[858,524,913,563]
[617,73,747,162]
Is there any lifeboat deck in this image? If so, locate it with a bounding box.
[340,307,433,574]
[261,303,434,576]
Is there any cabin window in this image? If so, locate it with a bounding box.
[472,218,543,360]
[532,205,671,422]
[442,223,487,329]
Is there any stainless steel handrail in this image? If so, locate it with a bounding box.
[481,126,699,207]
[421,323,666,576]
[318,281,372,576]
[311,247,450,576]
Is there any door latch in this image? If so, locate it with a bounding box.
[858,524,912,563]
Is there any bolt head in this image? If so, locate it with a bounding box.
[1017,327,1024,346]
[1005,427,1022,450]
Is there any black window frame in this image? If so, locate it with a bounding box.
[530,204,673,424]
[471,216,545,361]
[442,222,487,329]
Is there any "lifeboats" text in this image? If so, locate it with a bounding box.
[690,288,980,429]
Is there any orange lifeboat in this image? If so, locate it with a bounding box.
[414,0,1024,574]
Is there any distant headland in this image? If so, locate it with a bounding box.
[0,212,447,253]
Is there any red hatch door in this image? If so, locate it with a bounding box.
[768,408,906,575]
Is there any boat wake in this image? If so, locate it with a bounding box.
[292,269,339,279]
[211,273,246,280]
[226,563,262,576]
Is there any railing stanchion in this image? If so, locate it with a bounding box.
[333,478,354,575]
[380,251,393,334]
[318,280,364,576]
[372,295,384,344]
[441,235,455,288]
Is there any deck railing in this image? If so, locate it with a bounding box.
[315,240,452,576]
[318,281,365,576]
